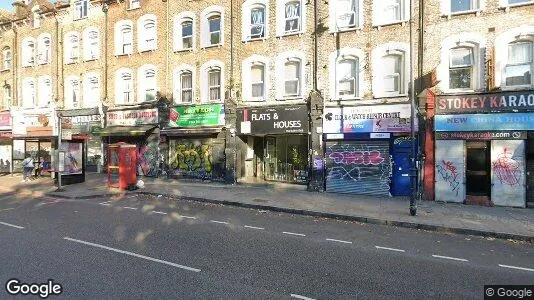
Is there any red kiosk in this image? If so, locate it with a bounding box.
[107,143,137,189]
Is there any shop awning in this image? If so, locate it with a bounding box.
[160,126,223,136]
[99,125,158,137]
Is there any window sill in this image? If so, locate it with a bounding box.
[0,68,10,72]
[373,93,408,99]
[500,1,534,11]
[442,88,478,94]
[277,96,304,101]
[243,98,266,102]
[139,48,157,53]
[73,16,88,21]
[330,26,363,34]
[172,102,195,106]
[277,31,304,38]
[373,20,409,28]
[126,7,141,11]
[115,53,133,57]
[331,97,363,101]
[84,58,98,62]
[64,61,77,65]
[174,48,195,53]
[500,85,534,91]
[442,9,482,18]
[243,37,267,43]
[201,44,223,49]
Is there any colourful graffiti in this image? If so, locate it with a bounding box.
[138,141,158,177]
[436,160,461,196]
[328,150,385,166]
[170,141,212,179]
[492,148,521,186]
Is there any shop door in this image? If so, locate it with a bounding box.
[466,141,490,199]
[391,139,414,196]
[435,140,465,203]
[491,140,525,207]
[325,141,391,196]
[265,136,277,180]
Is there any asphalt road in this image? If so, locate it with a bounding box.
[0,194,533,299]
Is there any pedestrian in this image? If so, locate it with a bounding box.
[22,154,34,182]
[34,157,44,177]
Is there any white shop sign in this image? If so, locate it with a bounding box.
[106,109,159,126]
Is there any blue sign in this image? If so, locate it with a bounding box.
[435,113,534,131]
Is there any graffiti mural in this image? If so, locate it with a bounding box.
[325,142,391,196]
[169,139,213,179]
[492,148,521,186]
[138,140,159,177]
[436,160,461,196]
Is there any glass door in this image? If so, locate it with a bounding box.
[265,136,276,181]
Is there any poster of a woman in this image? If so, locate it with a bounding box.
[60,142,83,175]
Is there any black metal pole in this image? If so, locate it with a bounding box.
[409,0,417,216]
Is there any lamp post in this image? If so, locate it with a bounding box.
[409,0,417,216]
[56,112,64,192]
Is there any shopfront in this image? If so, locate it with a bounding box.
[59,108,103,173]
[323,104,417,197]
[162,104,226,180]
[0,112,12,173]
[237,105,309,185]
[434,91,534,207]
[11,108,57,174]
[102,107,159,177]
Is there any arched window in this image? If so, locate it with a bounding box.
[372,0,409,26]
[38,76,52,107]
[138,15,157,52]
[115,20,134,55]
[22,38,36,67]
[173,65,195,103]
[2,47,11,70]
[64,32,80,64]
[22,78,36,108]
[504,41,533,87]
[201,6,224,47]
[330,0,362,32]
[276,51,306,99]
[138,65,157,102]
[449,47,474,89]
[372,43,410,97]
[115,68,134,104]
[276,0,305,36]
[329,48,365,100]
[2,85,11,109]
[65,76,81,108]
[83,73,100,107]
[83,27,100,61]
[242,1,268,41]
[73,0,88,20]
[174,13,195,51]
[242,55,269,101]
[201,60,225,102]
[37,33,51,65]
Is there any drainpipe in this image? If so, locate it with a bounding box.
[165,0,169,99]
[102,3,109,105]
[312,0,318,91]
[13,23,17,107]
[409,0,417,216]
[54,13,59,106]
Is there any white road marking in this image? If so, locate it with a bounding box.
[210,220,229,225]
[179,215,197,219]
[63,237,201,272]
[432,255,468,262]
[498,264,534,272]
[0,208,15,212]
[151,211,167,215]
[99,201,110,205]
[375,246,405,253]
[244,225,265,230]
[123,207,138,210]
[326,238,353,244]
[283,231,306,237]
[0,221,24,229]
[290,294,316,300]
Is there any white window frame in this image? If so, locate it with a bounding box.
[37,33,51,65]
[138,65,158,102]
[21,37,36,67]
[129,0,140,10]
[200,60,225,103]
[65,75,82,109]
[37,76,52,108]
[438,33,485,93]
[64,31,80,64]
[372,42,410,98]
[2,85,11,109]
[329,48,365,100]
[440,0,484,16]
[22,77,36,108]
[201,6,224,48]
[115,68,134,105]
[242,55,270,102]
[114,20,134,56]
[83,27,100,61]
[173,64,195,104]
[275,50,306,100]
[276,0,306,37]
[173,12,196,52]
[83,72,100,108]
[73,0,89,20]
[242,0,269,42]
[138,14,157,52]
[495,26,534,90]
[372,0,409,27]
[499,0,534,9]
[2,48,12,71]
[329,0,364,33]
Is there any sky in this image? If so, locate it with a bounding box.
[0,1,13,11]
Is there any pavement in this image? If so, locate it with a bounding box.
[1,192,533,299]
[1,172,534,242]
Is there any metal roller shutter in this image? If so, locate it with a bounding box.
[325,141,391,196]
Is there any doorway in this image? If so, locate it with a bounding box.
[466,141,490,199]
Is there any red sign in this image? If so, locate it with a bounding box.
[0,113,10,127]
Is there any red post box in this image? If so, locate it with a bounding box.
[107,143,137,189]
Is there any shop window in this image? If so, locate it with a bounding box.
[243,0,268,41]
[115,20,134,56]
[505,41,533,87]
[449,47,474,89]
[265,135,308,184]
[330,0,361,32]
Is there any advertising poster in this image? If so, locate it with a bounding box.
[13,140,25,160]
[59,142,83,175]
[0,144,12,173]
[169,104,225,128]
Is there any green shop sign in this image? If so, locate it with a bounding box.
[168,104,224,128]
